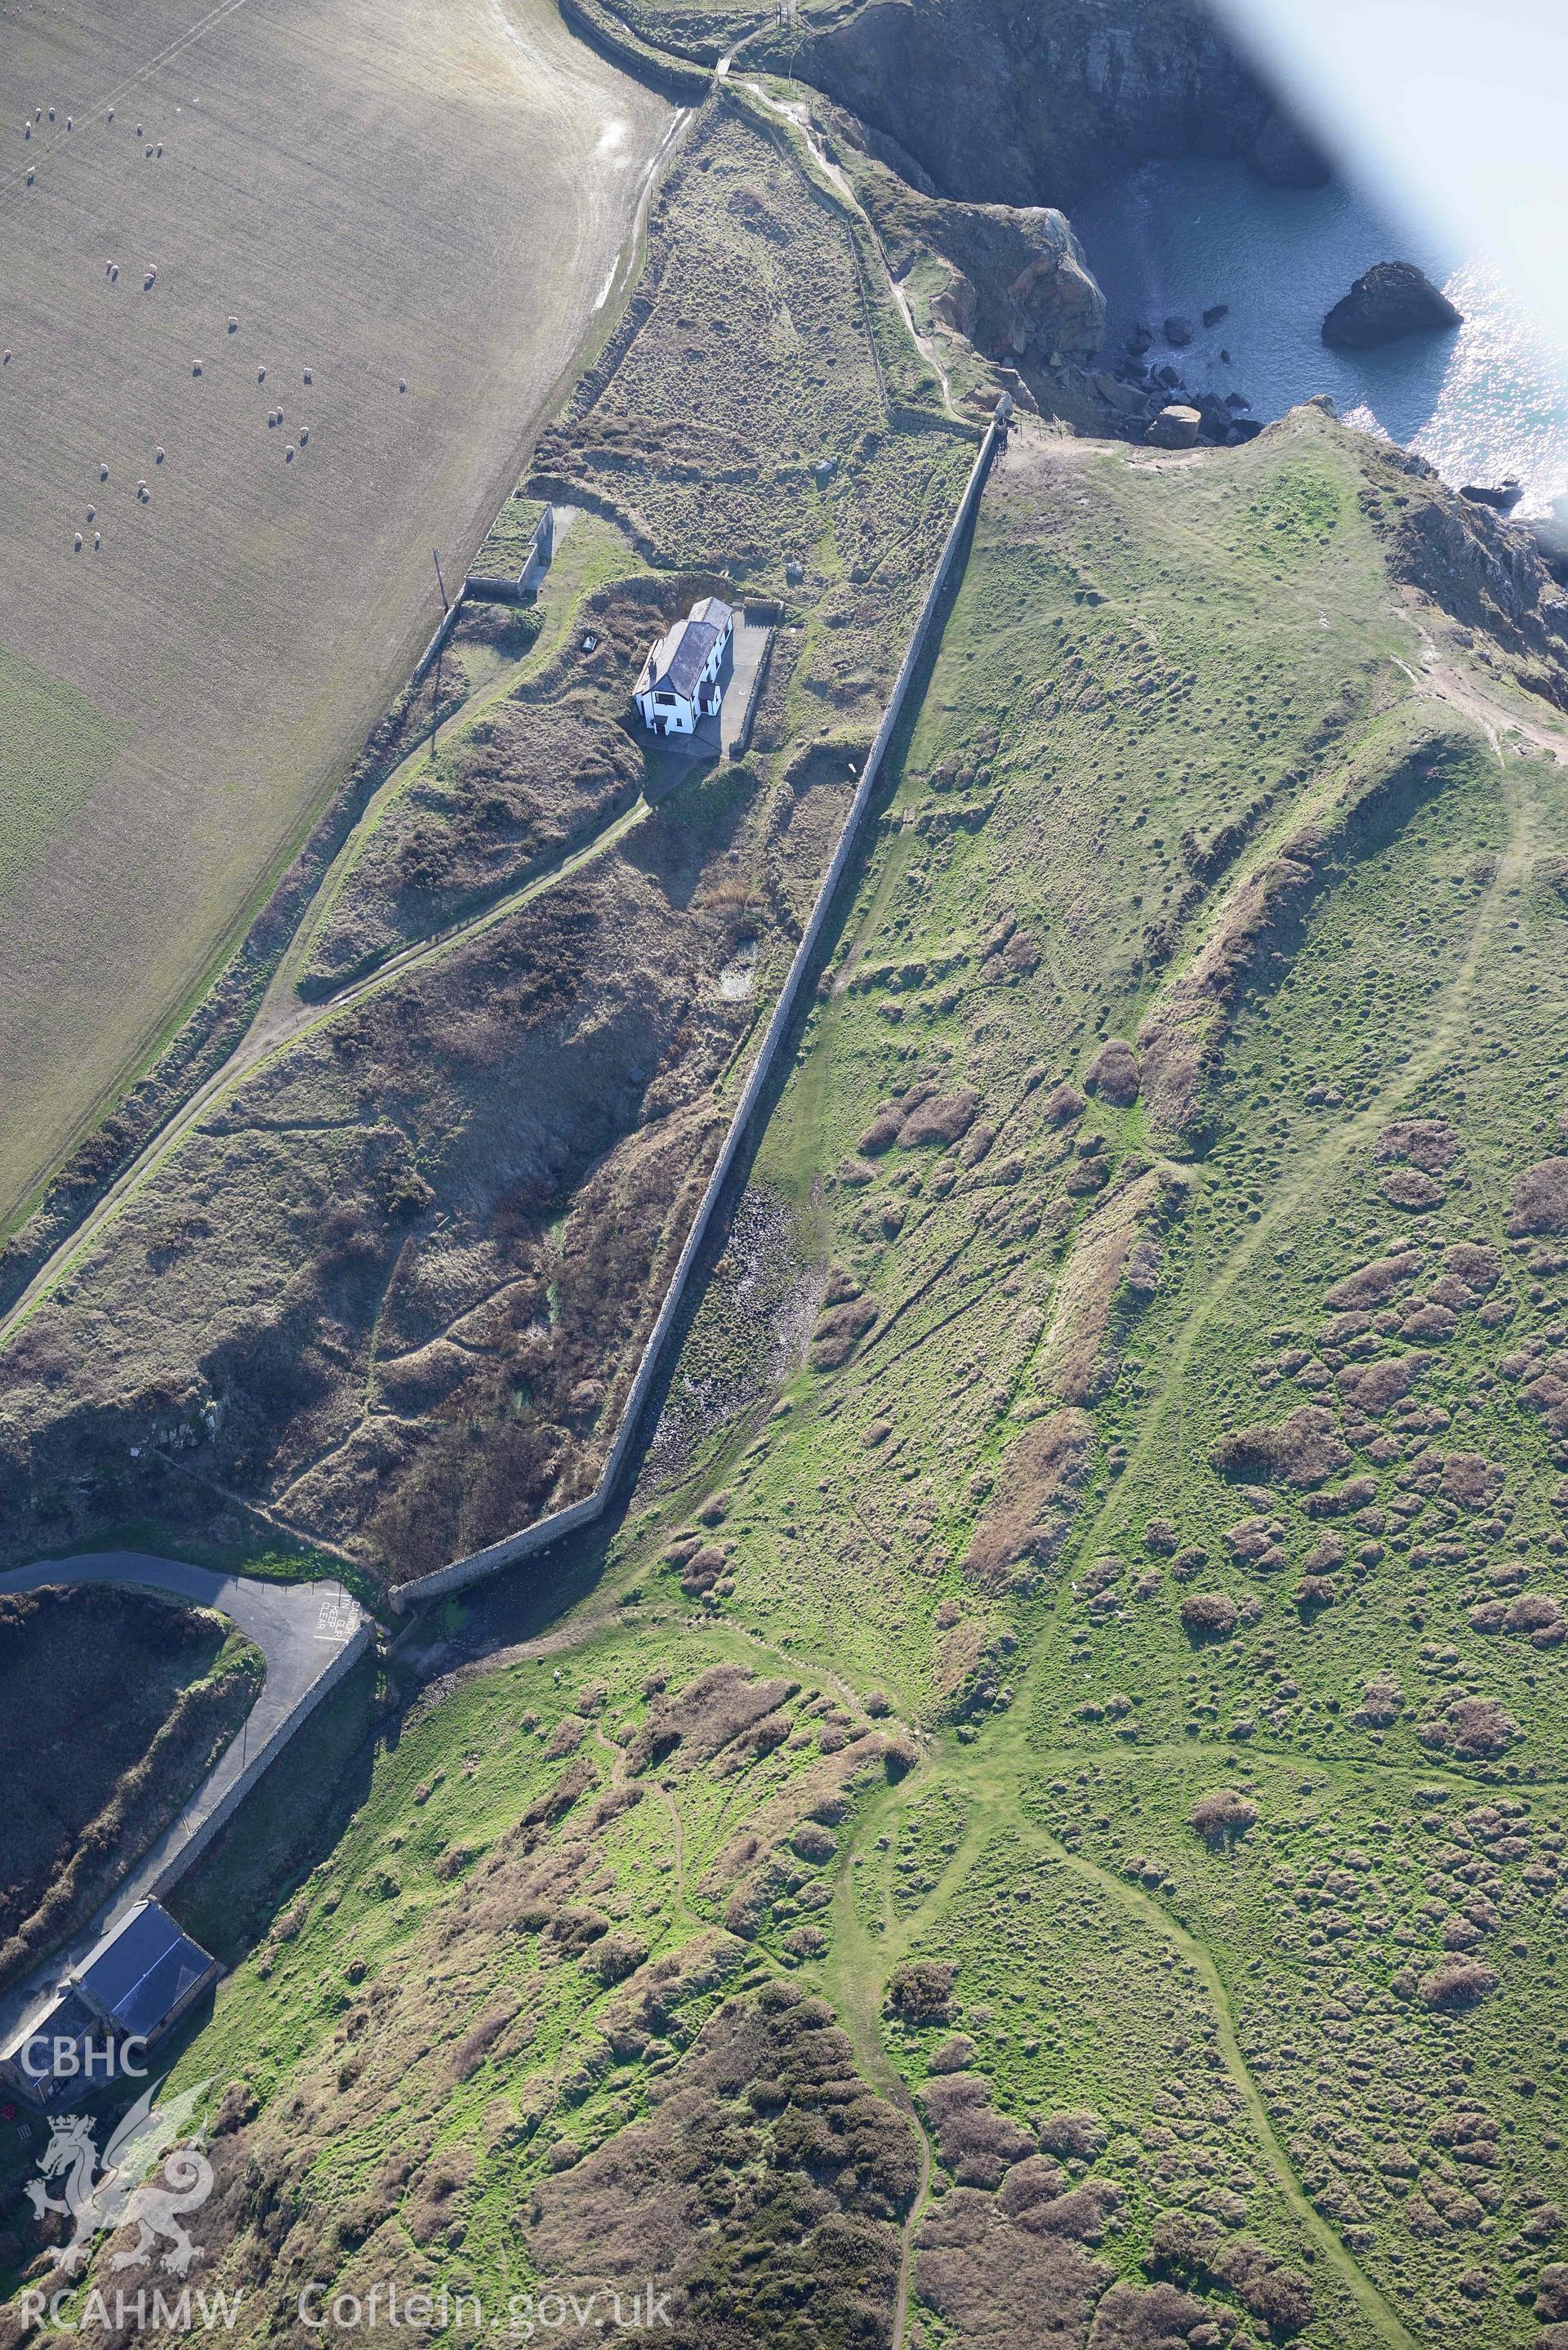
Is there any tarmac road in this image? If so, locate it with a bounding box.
[0,1552,364,2051]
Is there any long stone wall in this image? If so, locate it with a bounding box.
[150,1621,375,1899]
[392,396,1012,1611]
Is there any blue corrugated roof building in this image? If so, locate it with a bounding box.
[0,1901,221,2109]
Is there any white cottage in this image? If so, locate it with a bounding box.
[635,595,734,734]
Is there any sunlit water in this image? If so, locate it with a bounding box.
[1071,158,1568,524]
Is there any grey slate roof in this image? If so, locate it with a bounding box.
[662,618,721,701]
[644,597,733,703]
[75,1902,217,2036]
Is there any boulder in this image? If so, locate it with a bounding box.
[1460,479,1523,513]
[1146,404,1201,449]
[1321,261,1461,350]
[1249,106,1331,187]
[1164,314,1193,346]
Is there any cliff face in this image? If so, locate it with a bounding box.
[777,0,1273,209]
[1368,444,1568,711]
[837,125,1107,361]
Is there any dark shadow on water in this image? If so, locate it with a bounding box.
[1073,156,1467,451]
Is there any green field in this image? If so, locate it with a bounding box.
[0,642,127,898]
[0,0,670,1232]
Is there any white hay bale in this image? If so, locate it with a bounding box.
[284,444,295,462]
[192,359,202,376]
[25,166,34,185]
[107,107,114,122]
[66,116,73,130]
[257,365,266,382]
[100,462,109,479]
[135,122,142,137]
[109,264,118,281]
[228,316,238,333]
[299,426,309,445]
[93,532,100,550]
[74,532,82,551]
[303,367,312,384]
[399,377,407,393]
[87,505,96,522]
[155,446,165,464]
[47,106,55,122]
[155,142,163,157]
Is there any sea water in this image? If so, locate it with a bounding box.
[1071,156,1568,525]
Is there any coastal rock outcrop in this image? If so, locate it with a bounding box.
[1321,261,1461,350]
[1365,440,1568,709]
[1147,404,1201,449]
[898,195,1106,363]
[762,0,1278,209]
[826,118,1107,362]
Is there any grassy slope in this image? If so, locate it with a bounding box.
[8,414,1568,2350]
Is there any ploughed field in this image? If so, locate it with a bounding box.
[0,0,669,1234]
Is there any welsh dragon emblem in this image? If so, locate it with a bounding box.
[24,2080,214,2276]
